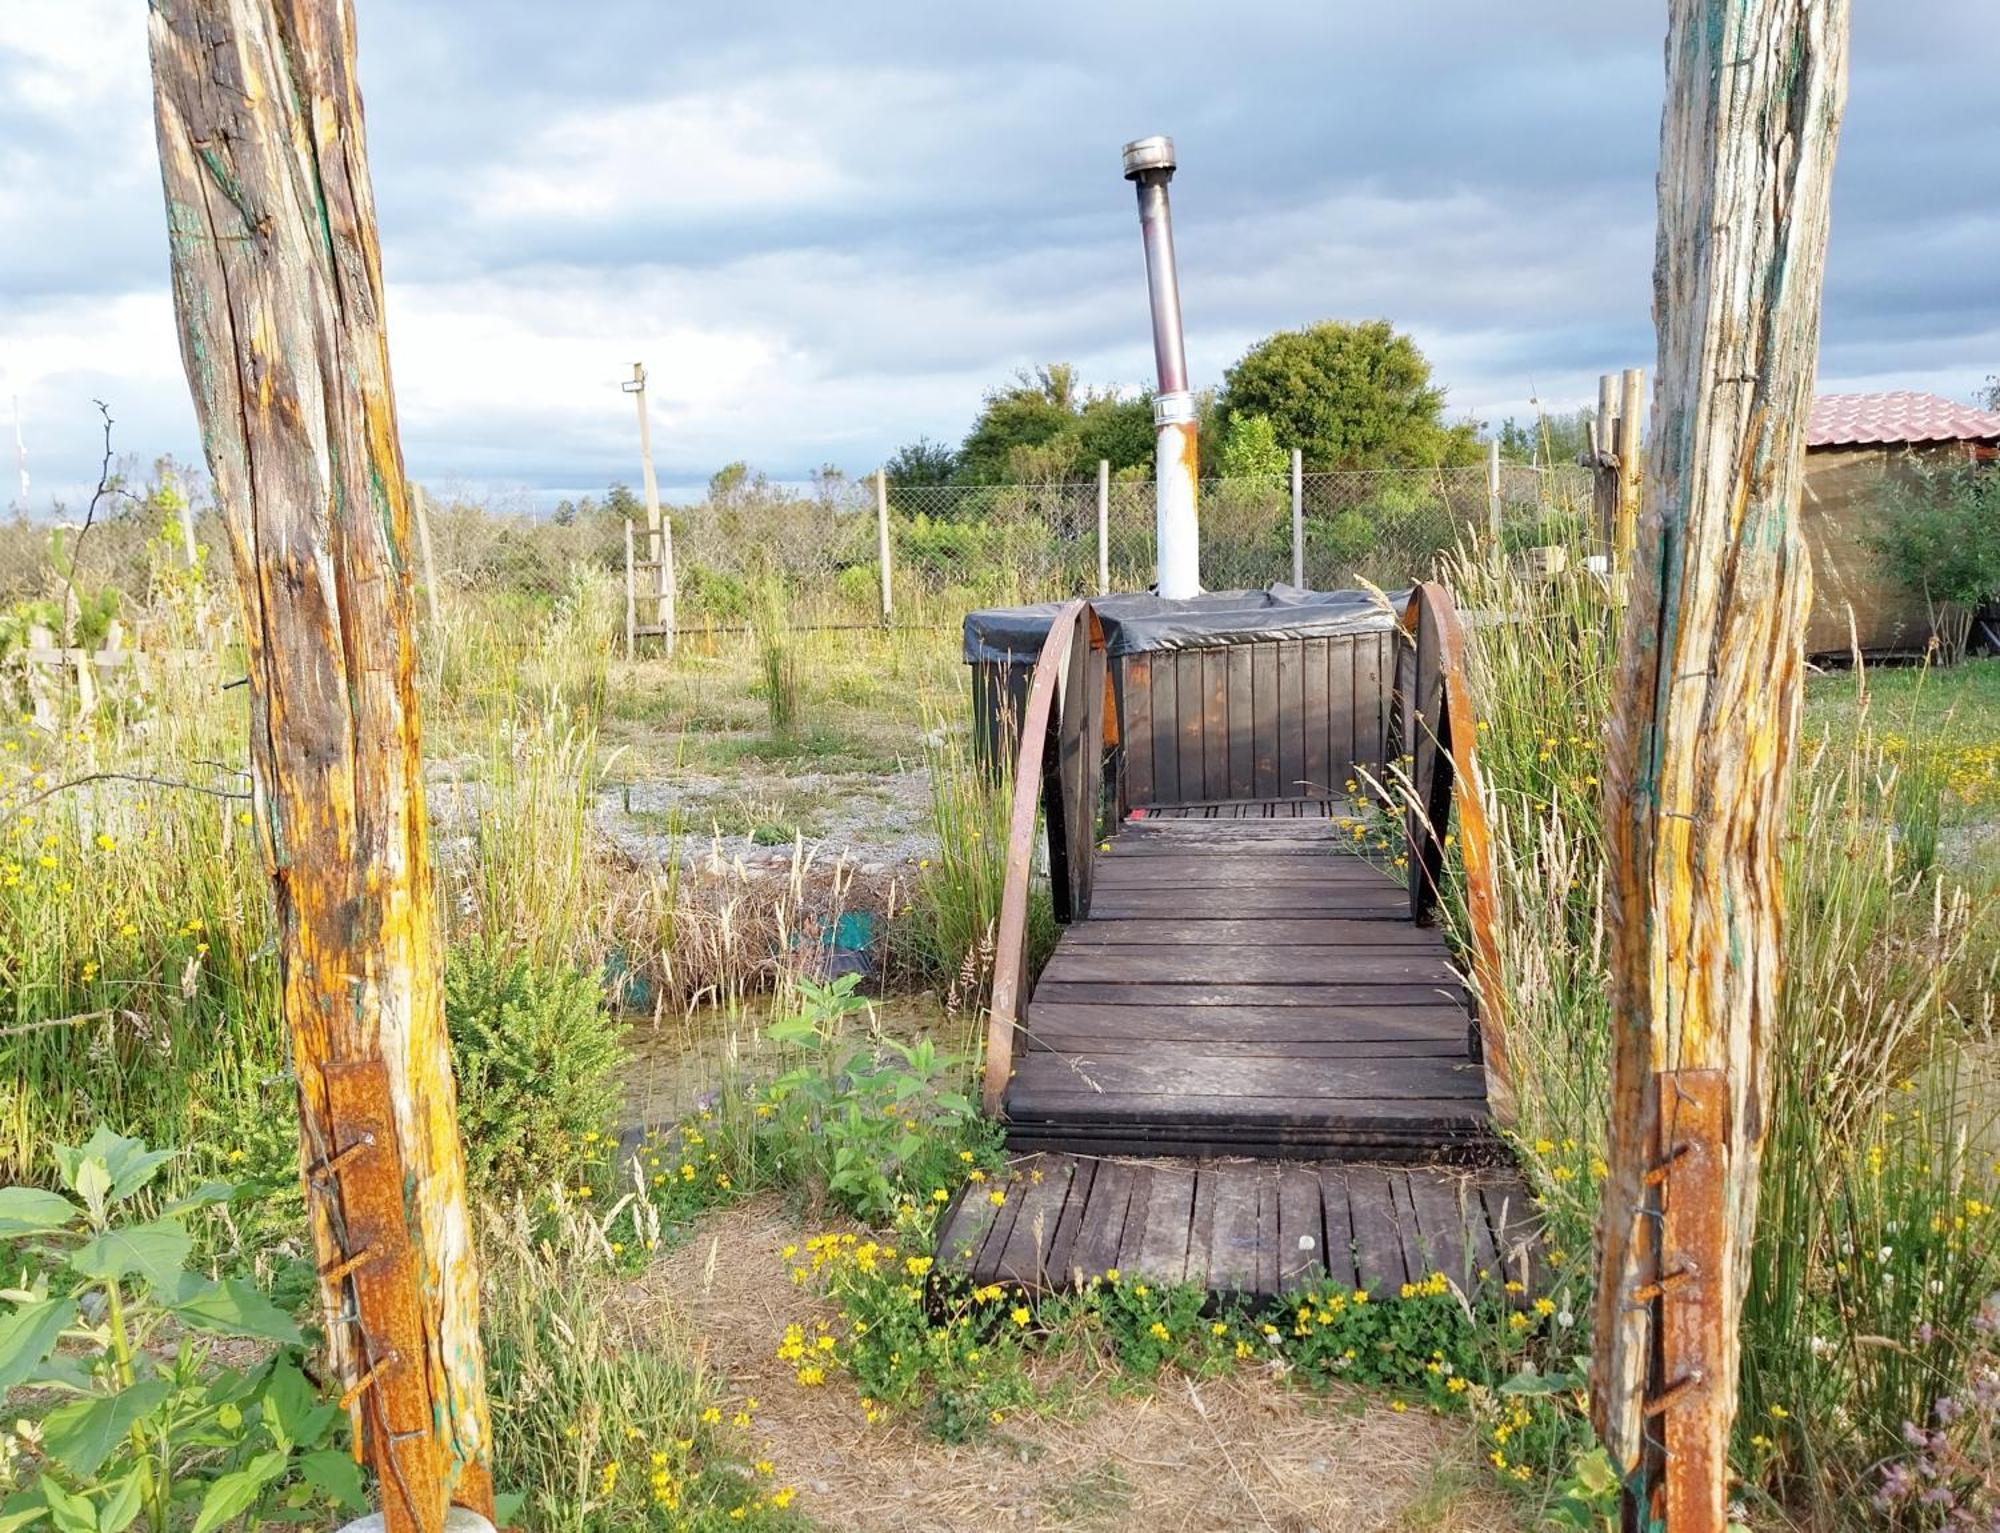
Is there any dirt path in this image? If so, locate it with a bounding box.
[627,1198,1529,1533]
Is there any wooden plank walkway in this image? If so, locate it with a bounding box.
[1002,807,1497,1160]
[936,1153,1544,1303]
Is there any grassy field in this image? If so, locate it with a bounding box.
[4,556,1997,1530]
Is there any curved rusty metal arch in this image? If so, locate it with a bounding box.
[981,600,1112,1116]
[1393,581,1514,1126]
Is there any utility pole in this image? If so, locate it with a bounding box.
[1592,4,1849,1529]
[623,362,674,655]
[147,5,494,1530]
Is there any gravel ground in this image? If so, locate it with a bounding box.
[595,767,937,874]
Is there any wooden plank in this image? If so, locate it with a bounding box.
[1480,1178,1540,1294]
[1123,654,1154,808]
[1028,1034,1468,1062]
[1277,640,1305,798]
[970,1170,1030,1284]
[1253,1164,1282,1298]
[1037,947,1462,987]
[1033,981,1471,1009]
[1071,1161,1135,1282]
[1132,1165,1198,1283]
[1318,1169,1360,1289]
[1199,1167,1258,1296]
[1404,1169,1475,1287]
[1184,1165,1219,1290]
[1061,918,1438,948]
[1302,636,1330,794]
[1024,1001,1471,1042]
[1250,642,1280,799]
[936,1184,1004,1270]
[993,1155,1077,1286]
[1387,1170,1446,1286]
[1086,891,1409,920]
[1091,858,1397,885]
[1461,1175,1502,1287]
[1042,1155,1098,1287]
[1277,1165,1327,1290]
[1344,1168,1409,1295]
[1149,651,1179,807]
[1008,1052,1487,1106]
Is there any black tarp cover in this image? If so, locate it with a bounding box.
[962,584,1408,663]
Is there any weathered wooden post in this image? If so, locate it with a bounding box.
[1615,367,1645,574]
[624,362,675,654]
[147,4,495,1530]
[1591,3,1849,1529]
[1484,437,1502,549]
[413,484,442,629]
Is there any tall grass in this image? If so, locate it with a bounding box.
[897,716,1055,1011]
[1440,547,2000,1519]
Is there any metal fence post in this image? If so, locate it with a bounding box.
[874,469,893,624]
[1290,448,1305,588]
[1486,438,1503,547]
[1096,459,1111,595]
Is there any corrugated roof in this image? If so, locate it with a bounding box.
[1807,391,2000,449]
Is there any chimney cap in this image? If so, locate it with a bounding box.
[1121,135,1176,181]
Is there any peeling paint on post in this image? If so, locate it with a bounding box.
[1591,3,1849,1526]
[145,4,493,1528]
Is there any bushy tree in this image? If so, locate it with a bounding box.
[955,365,1153,484]
[885,436,959,487]
[1217,320,1478,470]
[1215,411,1287,478]
[1496,408,1593,467]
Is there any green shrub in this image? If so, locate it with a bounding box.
[1870,462,2000,610]
[445,946,622,1196]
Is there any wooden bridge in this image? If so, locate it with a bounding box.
[938,585,1537,1300]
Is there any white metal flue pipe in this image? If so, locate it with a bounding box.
[1122,135,1199,599]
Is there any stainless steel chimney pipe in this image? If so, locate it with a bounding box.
[1122,134,1199,598]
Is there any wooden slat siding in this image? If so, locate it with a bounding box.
[1276,641,1305,796]
[1356,632,1379,784]
[1276,1167,1326,1289]
[1043,1156,1099,1287]
[1134,1166,1199,1282]
[1250,642,1280,798]
[1071,1161,1136,1281]
[1319,1171,1360,1289]
[1344,1168,1409,1294]
[1175,654,1204,809]
[1123,654,1154,809]
[1198,649,1226,802]
[1225,646,1252,800]
[1301,637,1331,793]
[1324,635,1355,795]
[1150,652,1178,807]
[994,1156,1076,1285]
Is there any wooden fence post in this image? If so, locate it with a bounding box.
[1485,437,1502,548]
[1097,458,1112,596]
[147,5,495,1528]
[413,483,441,629]
[625,362,675,655]
[1590,4,1849,1529]
[1591,372,1620,551]
[875,468,893,624]
[1291,448,1306,587]
[623,517,637,662]
[1615,367,1645,575]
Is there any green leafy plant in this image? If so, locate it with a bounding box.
[0,1127,357,1533]
[761,975,997,1223]
[445,946,623,1197]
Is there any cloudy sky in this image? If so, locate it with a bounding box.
[3,1,1995,510]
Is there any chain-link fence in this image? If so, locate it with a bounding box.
[1,462,1594,647]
